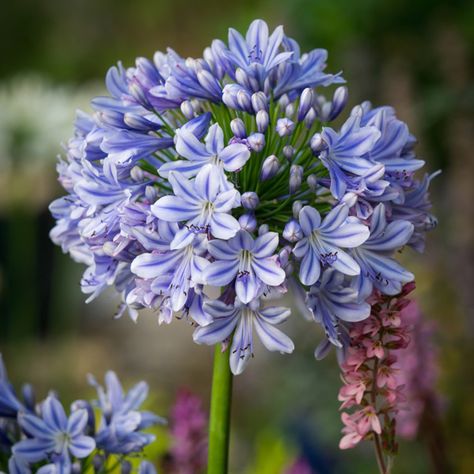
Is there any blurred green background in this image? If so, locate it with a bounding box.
[0,0,473,472]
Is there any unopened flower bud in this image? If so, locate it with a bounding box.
[278,246,292,267]
[298,88,314,120]
[258,224,269,235]
[251,91,268,113]
[260,155,280,180]
[278,94,290,110]
[130,166,144,182]
[239,213,257,232]
[241,192,259,210]
[145,185,158,202]
[289,165,303,194]
[237,89,252,112]
[285,103,295,118]
[256,110,269,133]
[320,101,332,122]
[310,133,327,153]
[247,133,265,152]
[283,219,303,242]
[328,86,348,121]
[292,201,303,218]
[307,174,318,191]
[276,118,295,137]
[180,100,195,119]
[231,118,246,138]
[283,145,295,160]
[304,108,317,129]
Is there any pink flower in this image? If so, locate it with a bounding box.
[363,338,385,359]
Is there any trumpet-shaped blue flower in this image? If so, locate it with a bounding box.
[131,222,209,312]
[88,371,165,455]
[318,108,382,199]
[204,230,286,304]
[220,20,293,91]
[13,396,95,471]
[160,123,250,179]
[293,205,370,286]
[351,204,414,300]
[152,165,241,242]
[193,298,294,374]
[307,270,371,347]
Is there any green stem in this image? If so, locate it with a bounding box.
[208,345,233,474]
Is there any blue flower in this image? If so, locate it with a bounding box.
[350,204,414,300]
[307,269,370,347]
[318,108,382,199]
[152,165,241,242]
[88,371,165,455]
[220,19,293,92]
[131,222,209,312]
[160,122,250,179]
[194,298,294,374]
[293,205,370,286]
[274,41,344,97]
[204,230,286,304]
[391,172,440,253]
[12,396,95,471]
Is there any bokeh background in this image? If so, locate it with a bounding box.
[0,0,473,473]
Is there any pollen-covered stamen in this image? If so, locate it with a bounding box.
[321,251,338,267]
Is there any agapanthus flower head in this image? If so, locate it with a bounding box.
[50,18,437,374]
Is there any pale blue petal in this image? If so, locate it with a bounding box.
[292,238,309,259]
[258,306,291,324]
[205,123,224,155]
[168,171,199,202]
[253,232,279,258]
[329,248,360,276]
[191,256,210,285]
[159,159,206,178]
[18,413,54,438]
[13,439,53,463]
[299,250,321,286]
[170,227,195,250]
[254,317,294,353]
[252,259,285,286]
[365,220,414,251]
[299,206,321,235]
[69,435,96,459]
[320,204,349,233]
[42,397,67,431]
[152,195,199,222]
[323,222,369,248]
[66,409,88,437]
[214,188,240,212]
[210,213,241,240]
[218,143,251,171]
[175,129,210,161]
[204,260,239,286]
[207,239,236,260]
[131,251,182,278]
[195,165,220,201]
[193,315,239,345]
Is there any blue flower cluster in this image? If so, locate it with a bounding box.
[50,19,437,375]
[0,355,162,473]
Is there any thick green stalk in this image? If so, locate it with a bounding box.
[208,345,233,474]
